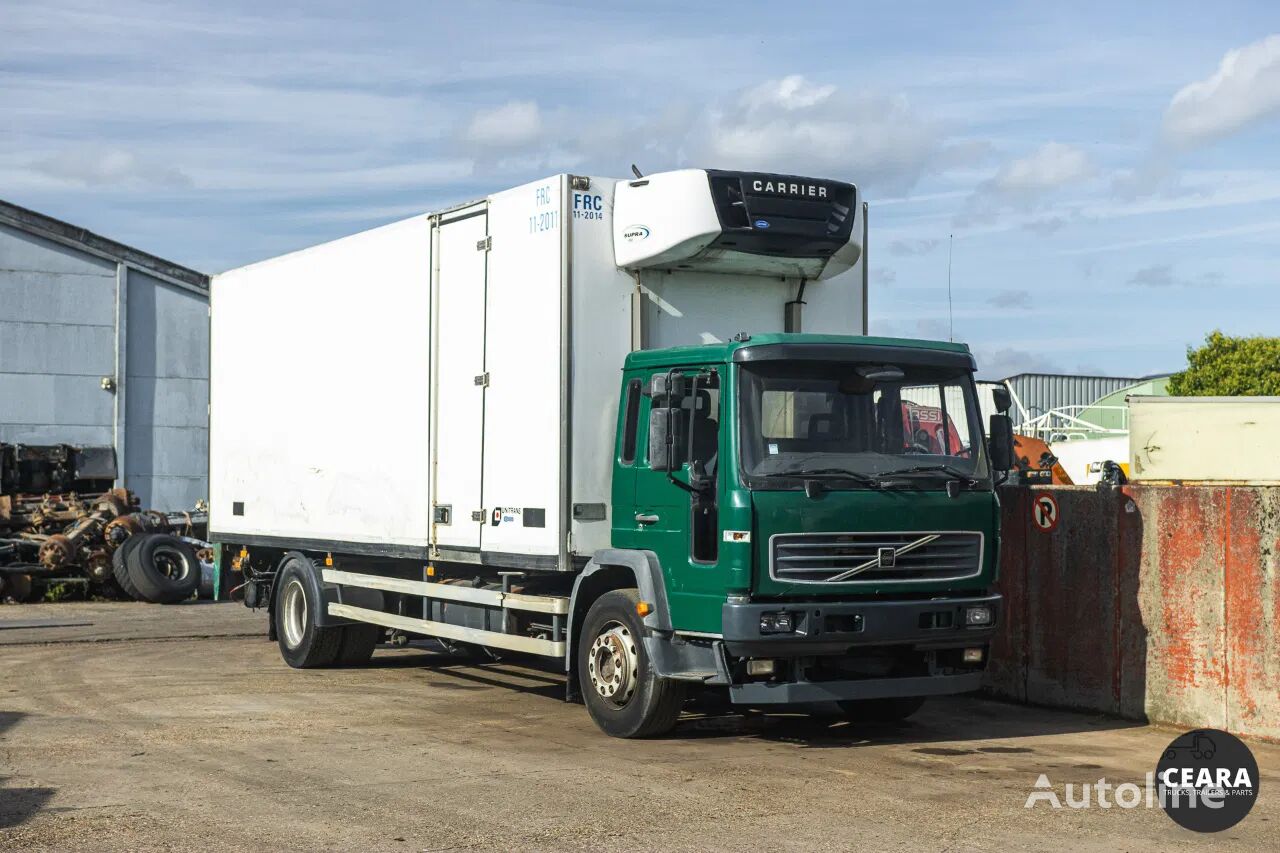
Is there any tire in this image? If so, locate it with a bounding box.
[577,588,686,738]
[334,622,380,666]
[127,534,200,604]
[274,555,343,668]
[111,535,147,601]
[836,696,927,723]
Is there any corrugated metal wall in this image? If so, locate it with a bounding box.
[0,216,208,511]
[1005,373,1143,422]
[124,269,209,510]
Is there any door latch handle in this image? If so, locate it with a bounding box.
[634,513,660,525]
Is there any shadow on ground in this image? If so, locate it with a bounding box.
[0,711,56,829]
[360,646,1144,747]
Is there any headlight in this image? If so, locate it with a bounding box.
[759,612,795,634]
[965,605,993,626]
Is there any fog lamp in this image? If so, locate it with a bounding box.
[963,647,984,663]
[746,659,777,676]
[759,612,795,634]
[965,605,993,626]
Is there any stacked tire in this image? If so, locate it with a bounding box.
[111,533,201,604]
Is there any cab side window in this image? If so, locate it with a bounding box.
[620,379,642,464]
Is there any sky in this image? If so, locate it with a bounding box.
[3,1,1279,379]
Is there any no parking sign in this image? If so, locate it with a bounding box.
[1032,493,1060,532]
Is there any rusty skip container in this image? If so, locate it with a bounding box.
[1129,395,1280,483]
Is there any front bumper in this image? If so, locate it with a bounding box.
[730,671,984,704]
[721,593,1001,657]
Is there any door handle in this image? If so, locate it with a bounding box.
[635,513,660,525]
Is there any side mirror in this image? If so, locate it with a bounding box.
[648,407,684,471]
[987,414,1014,472]
[992,385,1013,414]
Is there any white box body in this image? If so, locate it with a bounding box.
[210,172,866,569]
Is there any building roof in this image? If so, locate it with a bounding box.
[0,198,208,293]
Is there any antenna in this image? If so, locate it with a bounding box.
[946,233,954,342]
[631,164,644,179]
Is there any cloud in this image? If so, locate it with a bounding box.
[973,347,1063,380]
[915,318,953,340]
[30,148,192,189]
[1127,264,1224,288]
[463,100,544,148]
[1128,264,1175,287]
[888,238,941,256]
[1163,34,1280,148]
[871,267,897,286]
[988,143,1092,198]
[699,75,950,193]
[1022,215,1068,236]
[987,289,1032,309]
[957,143,1092,226]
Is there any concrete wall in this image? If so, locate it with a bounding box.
[0,221,208,511]
[987,484,1280,743]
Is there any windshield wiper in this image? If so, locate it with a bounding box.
[877,463,976,482]
[777,467,883,487]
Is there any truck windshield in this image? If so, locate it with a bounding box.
[738,360,989,488]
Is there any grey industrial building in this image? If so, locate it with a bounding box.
[0,199,209,511]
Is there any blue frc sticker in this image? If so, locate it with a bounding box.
[754,219,771,229]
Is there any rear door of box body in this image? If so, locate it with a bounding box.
[479,177,565,564]
[432,206,488,552]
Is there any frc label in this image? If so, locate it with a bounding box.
[572,191,604,221]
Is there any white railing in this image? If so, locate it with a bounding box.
[1013,405,1129,442]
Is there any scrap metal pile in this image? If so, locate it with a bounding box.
[0,443,208,603]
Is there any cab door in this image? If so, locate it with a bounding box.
[614,366,725,632]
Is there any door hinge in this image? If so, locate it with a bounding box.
[474,372,489,387]
[432,505,452,525]
[470,510,485,522]
[476,236,491,252]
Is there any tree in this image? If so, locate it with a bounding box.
[1166,331,1280,396]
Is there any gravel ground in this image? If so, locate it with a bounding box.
[1,601,1277,851]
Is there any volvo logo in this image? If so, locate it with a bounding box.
[824,534,940,582]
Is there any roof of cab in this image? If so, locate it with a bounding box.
[622,333,972,369]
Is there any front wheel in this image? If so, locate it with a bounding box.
[578,589,686,738]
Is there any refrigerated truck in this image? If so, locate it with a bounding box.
[210,168,1015,737]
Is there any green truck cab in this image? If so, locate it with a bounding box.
[578,333,1013,735]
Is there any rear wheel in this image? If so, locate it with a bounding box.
[274,556,342,668]
[836,696,927,723]
[578,589,686,738]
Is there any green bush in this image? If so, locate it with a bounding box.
[1167,331,1280,396]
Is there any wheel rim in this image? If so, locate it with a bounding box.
[587,620,639,706]
[281,578,307,649]
[151,544,192,582]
